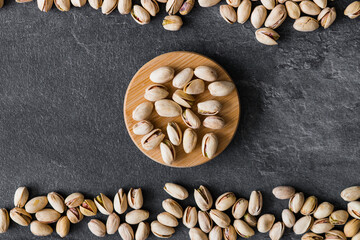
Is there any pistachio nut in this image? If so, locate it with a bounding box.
[167,122,183,146]
[162,198,183,218]
[348,201,360,219]
[197,100,222,116]
[37,0,53,12]
[215,192,236,211]
[131,5,151,25]
[301,196,318,215]
[65,192,84,208]
[56,216,70,238]
[344,1,360,19]
[289,192,305,213]
[265,4,287,29]
[353,232,360,240]
[329,210,348,225]
[132,102,153,121]
[202,133,218,159]
[226,0,240,7]
[198,0,220,7]
[183,128,197,153]
[15,0,33,2]
[158,212,178,227]
[155,99,182,117]
[272,186,296,200]
[144,84,169,102]
[344,219,360,237]
[261,0,275,10]
[10,207,32,226]
[223,225,236,240]
[30,220,53,236]
[150,66,175,83]
[35,209,61,224]
[285,1,301,19]
[141,129,165,150]
[194,186,213,211]
[310,218,334,234]
[184,79,205,95]
[172,68,194,88]
[126,210,149,225]
[118,0,131,14]
[237,0,252,24]
[248,191,263,216]
[114,188,128,214]
[282,209,295,228]
[88,219,106,237]
[220,5,237,24]
[66,207,83,224]
[172,90,195,108]
[313,202,334,219]
[203,116,225,130]
[133,120,154,136]
[208,81,235,97]
[293,215,314,235]
[135,222,150,240]
[0,209,9,234]
[194,66,217,82]
[94,193,114,215]
[25,196,48,214]
[179,0,195,15]
[80,199,97,217]
[141,0,159,16]
[183,206,198,228]
[257,214,275,233]
[244,213,257,227]
[232,198,248,219]
[317,7,336,29]
[151,220,175,238]
[209,225,222,240]
[293,16,319,32]
[302,232,324,240]
[128,188,143,210]
[182,109,201,129]
[160,140,176,165]
[166,0,184,14]
[269,222,285,240]
[198,211,213,233]
[342,186,360,202]
[189,228,208,240]
[209,209,231,228]
[88,0,102,9]
[162,15,183,31]
[255,28,280,46]
[106,213,120,234]
[70,0,86,7]
[47,192,66,213]
[251,5,267,28]
[119,223,134,240]
[325,230,346,240]
[233,219,255,238]
[164,183,188,200]
[101,0,117,14]
[313,0,326,8]
[14,187,29,208]
[299,0,321,15]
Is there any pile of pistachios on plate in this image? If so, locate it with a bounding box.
[131,65,235,165]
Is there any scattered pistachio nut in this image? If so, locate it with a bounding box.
[329,210,348,225]
[255,28,280,46]
[299,0,321,16]
[325,230,346,240]
[203,116,225,129]
[118,0,131,14]
[257,214,275,233]
[88,219,106,237]
[0,209,9,234]
[226,0,240,7]
[313,0,327,8]
[272,186,296,200]
[150,66,175,83]
[88,0,102,9]
[232,198,248,219]
[30,220,53,236]
[198,100,222,116]
[198,0,220,7]
[160,140,176,165]
[47,192,66,213]
[215,192,236,211]
[183,206,198,228]
[118,223,134,240]
[67,207,84,224]
[348,201,360,219]
[183,128,197,153]
[141,129,165,150]
[164,183,188,200]
[194,185,213,211]
[285,1,301,19]
[128,188,143,210]
[248,191,263,216]
[172,90,195,108]
[65,192,84,208]
[163,15,183,31]
[209,225,223,240]
[209,209,231,228]
[251,5,267,29]
[237,0,252,24]
[344,218,360,237]
[10,207,32,226]
[80,199,98,217]
[101,0,118,14]
[301,196,318,215]
[269,222,285,240]
[35,208,61,224]
[223,225,237,240]
[70,0,86,7]
[244,213,257,227]
[202,133,218,159]
[126,209,149,225]
[265,4,287,29]
[282,209,295,228]
[313,202,334,219]
[135,222,150,240]
[151,220,175,238]
[25,196,48,214]
[184,79,205,95]
[132,102,153,121]
[131,5,151,25]
[293,16,319,32]
[162,198,183,218]
[344,1,360,19]
[157,212,179,227]
[342,186,360,201]
[208,81,235,97]
[310,218,334,234]
[155,99,182,117]
[141,0,159,16]
[56,216,70,238]
[37,0,53,12]
[106,213,120,235]
[166,0,184,14]
[182,109,201,129]
[302,232,324,240]
[233,219,255,238]
[114,188,128,215]
[179,0,195,15]
[198,211,213,233]
[133,120,154,136]
[261,0,275,10]
[220,5,237,24]
[172,68,194,88]
[14,187,29,208]
[94,193,113,215]
[293,215,314,235]
[194,66,218,82]
[289,192,305,213]
[144,84,169,102]
[189,227,208,240]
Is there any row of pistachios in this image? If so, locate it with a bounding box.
[132,65,235,165]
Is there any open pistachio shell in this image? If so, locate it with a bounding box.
[201,133,218,159]
[255,28,280,46]
[167,122,182,146]
[10,207,32,226]
[151,220,175,238]
[182,109,201,129]
[128,188,143,210]
[234,219,255,238]
[144,84,169,102]
[198,210,213,233]
[114,188,128,215]
[194,185,213,211]
[141,129,165,150]
[94,193,113,215]
[172,68,194,88]
[80,199,98,217]
[172,90,195,108]
[160,140,176,165]
[184,79,205,95]
[197,100,222,115]
[131,5,151,25]
[183,206,198,228]
[133,120,154,136]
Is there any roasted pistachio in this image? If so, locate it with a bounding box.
[233,219,255,238]
[194,66,217,82]
[248,191,262,216]
[251,5,267,28]
[282,209,295,228]
[202,133,218,159]
[293,215,314,235]
[47,192,65,214]
[198,0,220,7]
[348,201,360,220]
[232,198,248,219]
[126,210,149,225]
[286,1,301,19]
[244,213,257,227]
[215,192,236,211]
[119,223,134,240]
[237,0,252,24]
[151,220,175,238]
[25,196,48,214]
[0,209,9,234]
[203,116,225,130]
[150,66,175,83]
[301,196,318,215]
[299,0,321,15]
[144,84,169,102]
[182,109,201,129]
[128,188,143,210]
[342,186,360,201]
[220,5,237,24]
[189,228,208,240]
[313,202,334,219]
[197,100,222,115]
[37,0,53,12]
[293,16,319,32]
[354,232,360,240]
[172,68,194,88]
[329,210,348,225]
[133,120,154,136]
[194,185,213,211]
[166,122,182,146]
[14,187,29,208]
[209,225,223,240]
[265,4,287,29]
[160,140,176,165]
[10,207,32,226]
[35,209,61,224]
[272,186,295,200]
[132,102,153,121]
[208,81,235,97]
[310,218,334,234]
[313,0,326,8]
[183,128,197,153]
[344,1,360,19]
[30,220,53,236]
[172,90,195,108]
[56,216,70,238]
[131,5,150,25]
[289,192,305,213]
[255,27,280,46]
[162,198,183,218]
[141,0,159,16]
[226,0,240,7]
[80,199,97,217]
[102,0,117,14]
[162,15,183,31]
[209,209,231,228]
[179,0,194,15]
[94,193,113,215]
[164,183,188,200]
[106,213,120,234]
[183,206,198,228]
[261,0,275,10]
[65,193,84,208]
[198,211,213,233]
[88,0,102,9]
[141,129,165,150]
[67,207,83,224]
[70,0,86,7]
[135,222,150,240]
[223,225,237,240]
[158,212,179,227]
[166,0,184,14]
[114,188,128,215]
[318,7,336,29]
[257,214,275,233]
[88,219,106,237]
[344,219,360,237]
[184,79,205,95]
[270,222,285,240]
[155,99,182,117]
[325,230,346,240]
[118,0,131,14]
[302,232,324,240]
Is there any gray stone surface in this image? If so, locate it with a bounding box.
[0,0,359,239]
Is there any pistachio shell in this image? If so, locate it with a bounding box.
[106,213,120,235]
[128,188,143,210]
[293,16,319,32]
[194,185,213,211]
[310,218,334,234]
[94,193,113,215]
[133,120,154,136]
[208,81,235,97]
[66,207,83,224]
[329,210,348,225]
[257,214,275,233]
[232,198,248,219]
[166,122,183,146]
[35,209,61,224]
[14,187,29,208]
[37,0,53,12]
[172,68,194,88]
[289,192,305,213]
[132,102,153,121]
[248,191,263,216]
[157,212,179,227]
[25,196,48,214]
[265,4,287,29]
[179,0,195,15]
[119,223,134,240]
[101,0,118,14]
[215,192,236,211]
[313,202,334,219]
[223,225,237,240]
[220,5,237,24]
[272,186,295,200]
[302,232,324,240]
[131,5,150,25]
[251,5,267,28]
[255,28,280,46]
[202,133,218,159]
[118,0,131,14]
[209,209,231,228]
[48,192,66,213]
[135,222,150,240]
[164,183,188,200]
[325,230,346,240]
[0,209,9,233]
[30,220,53,236]
[282,209,295,228]
[203,116,225,130]
[344,1,360,19]
[189,228,208,240]
[244,213,257,227]
[114,188,128,214]
[166,0,184,14]
[269,222,285,240]
[233,219,255,238]
[126,210,149,225]
[141,0,159,16]
[10,207,32,226]
[198,211,213,233]
[237,0,252,24]
[162,15,183,31]
[198,0,220,7]
[144,84,169,102]
[184,79,205,95]
[313,0,326,8]
[150,66,175,83]
[226,0,240,7]
[318,7,336,29]
[65,193,84,208]
[172,90,195,108]
[155,99,182,117]
[293,215,314,234]
[88,219,106,237]
[56,216,70,238]
[301,196,318,215]
[162,198,183,218]
[209,226,222,240]
[344,219,360,237]
[141,129,165,150]
[183,206,198,228]
[151,220,175,238]
[353,232,360,240]
[348,201,360,220]
[70,0,86,7]
[197,100,222,115]
[182,109,201,129]
[88,0,102,9]
[285,1,301,19]
[261,0,275,10]
[79,199,98,217]
[299,0,321,15]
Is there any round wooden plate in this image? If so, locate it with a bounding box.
[124,51,240,168]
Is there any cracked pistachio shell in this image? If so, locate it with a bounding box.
[329,210,348,225]
[251,5,267,28]
[223,225,237,240]
[314,0,326,8]
[215,192,236,211]
[293,215,314,235]
[155,99,182,117]
[183,206,198,228]
[261,0,275,10]
[172,68,194,88]
[128,188,143,210]
[197,100,222,116]
[182,109,201,129]
[35,209,61,224]
[348,201,360,219]
[141,129,165,150]
[255,27,280,46]
[344,219,360,237]
[314,202,334,219]
[162,15,183,31]
[265,4,287,29]
[144,84,169,102]
[119,223,134,240]
[141,0,159,16]
[133,120,153,136]
[342,186,360,202]
[56,216,70,238]
[302,232,324,240]
[89,0,102,9]
[282,209,295,228]
[301,196,318,215]
[132,102,153,121]
[299,1,321,15]
[80,199,97,216]
[248,191,263,216]
[102,0,118,14]
[310,218,334,234]
[151,220,175,238]
[162,199,183,218]
[166,0,184,14]
[136,222,150,240]
[198,0,220,7]
[37,0,53,12]
[10,207,32,226]
[272,186,296,200]
[198,211,212,233]
[232,198,248,219]
[293,16,319,32]
[194,66,218,82]
[150,66,175,83]
[344,1,360,19]
[237,0,252,24]
[208,81,235,97]
[190,228,208,240]
[167,122,182,146]
[114,189,128,215]
[118,0,131,14]
[180,0,195,15]
[202,133,218,159]
[325,230,346,240]
[194,186,213,211]
[209,225,222,240]
[289,192,305,213]
[226,0,240,7]
[270,222,285,240]
[257,214,275,233]
[67,207,83,224]
[88,219,106,237]
[172,90,195,108]
[48,192,66,213]
[220,5,237,24]
[106,213,120,234]
[14,187,29,208]
[131,5,150,25]
[126,210,149,225]
[244,213,257,227]
[184,79,205,95]
[25,196,48,214]
[286,1,301,19]
[209,209,231,228]
[203,116,225,130]
[183,128,197,153]
[30,220,53,236]
[0,209,9,233]
[94,193,113,215]
[65,193,84,208]
[158,212,178,227]
[71,0,86,6]
[234,219,255,238]
[164,183,188,200]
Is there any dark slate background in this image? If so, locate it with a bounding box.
[0,0,359,239]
